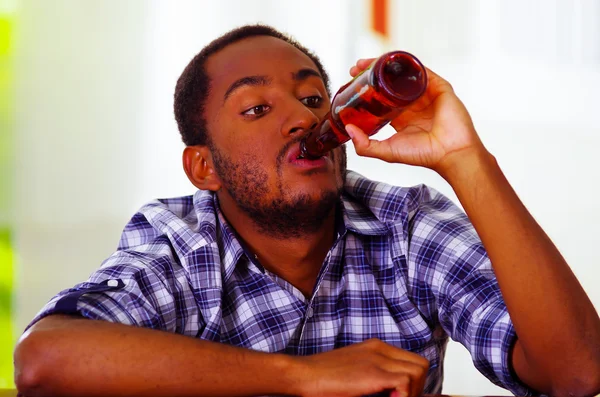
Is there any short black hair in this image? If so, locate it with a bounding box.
[174,24,332,147]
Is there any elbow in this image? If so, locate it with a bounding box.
[550,368,600,397]
[14,331,52,396]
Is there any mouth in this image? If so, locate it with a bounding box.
[286,144,328,169]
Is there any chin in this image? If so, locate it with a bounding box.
[291,183,342,206]
[296,174,339,190]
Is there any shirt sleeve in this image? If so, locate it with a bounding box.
[406,186,538,396]
[26,210,202,335]
[26,249,185,332]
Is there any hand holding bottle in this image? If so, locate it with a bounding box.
[299,52,428,159]
[346,59,486,179]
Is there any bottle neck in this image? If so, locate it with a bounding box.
[299,113,347,159]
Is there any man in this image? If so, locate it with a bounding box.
[14,24,600,397]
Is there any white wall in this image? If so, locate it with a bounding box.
[13,0,151,338]
[12,1,600,395]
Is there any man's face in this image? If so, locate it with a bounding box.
[203,36,346,237]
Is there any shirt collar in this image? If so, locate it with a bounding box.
[339,193,391,236]
[339,170,394,236]
[213,195,248,282]
[210,170,396,281]
[213,197,351,282]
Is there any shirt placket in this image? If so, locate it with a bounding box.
[297,233,345,355]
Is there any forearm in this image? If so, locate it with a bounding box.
[14,315,297,397]
[441,148,600,394]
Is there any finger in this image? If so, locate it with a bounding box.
[345,124,395,162]
[390,373,410,397]
[363,338,428,368]
[349,58,377,77]
[367,340,429,397]
[356,58,376,69]
[385,352,429,396]
[363,339,428,367]
[378,343,430,369]
[422,66,455,96]
[378,358,427,397]
[349,65,361,77]
[389,387,409,397]
[423,66,443,81]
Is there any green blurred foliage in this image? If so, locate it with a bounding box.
[0,229,13,388]
[0,10,15,389]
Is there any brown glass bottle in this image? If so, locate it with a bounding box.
[298,51,427,159]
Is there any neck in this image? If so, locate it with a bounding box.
[217,191,338,297]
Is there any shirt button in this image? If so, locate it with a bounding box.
[306,306,314,318]
[107,279,119,287]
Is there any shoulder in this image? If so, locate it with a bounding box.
[117,190,219,256]
[342,171,478,252]
[343,170,449,225]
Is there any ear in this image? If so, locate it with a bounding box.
[182,146,222,191]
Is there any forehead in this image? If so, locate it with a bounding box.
[205,36,322,93]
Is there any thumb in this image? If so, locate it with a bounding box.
[345,124,393,161]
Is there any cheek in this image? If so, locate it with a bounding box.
[237,139,276,165]
[224,138,278,175]
[207,115,282,168]
[210,127,260,157]
[231,130,280,160]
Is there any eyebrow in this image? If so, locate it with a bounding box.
[222,68,323,104]
[223,75,272,103]
[292,68,322,82]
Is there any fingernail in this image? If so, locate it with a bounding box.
[345,124,356,138]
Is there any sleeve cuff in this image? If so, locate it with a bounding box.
[25,278,129,331]
[500,318,540,396]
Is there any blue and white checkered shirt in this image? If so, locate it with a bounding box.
[30,171,533,395]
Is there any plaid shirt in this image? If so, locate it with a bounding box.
[30,171,533,395]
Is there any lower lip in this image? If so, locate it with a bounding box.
[289,156,328,169]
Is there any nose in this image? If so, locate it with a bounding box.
[281,101,319,137]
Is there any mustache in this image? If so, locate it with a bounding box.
[276,134,308,167]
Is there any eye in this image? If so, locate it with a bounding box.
[242,104,270,116]
[301,96,323,108]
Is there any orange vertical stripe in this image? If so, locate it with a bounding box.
[371,0,388,38]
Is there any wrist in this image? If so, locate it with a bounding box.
[274,354,309,396]
[436,145,497,186]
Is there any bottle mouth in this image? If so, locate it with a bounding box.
[373,51,427,106]
[297,136,321,160]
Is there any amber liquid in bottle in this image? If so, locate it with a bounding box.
[299,51,427,159]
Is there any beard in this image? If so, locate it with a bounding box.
[210,138,347,239]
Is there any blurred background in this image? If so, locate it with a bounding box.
[1,0,599,393]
